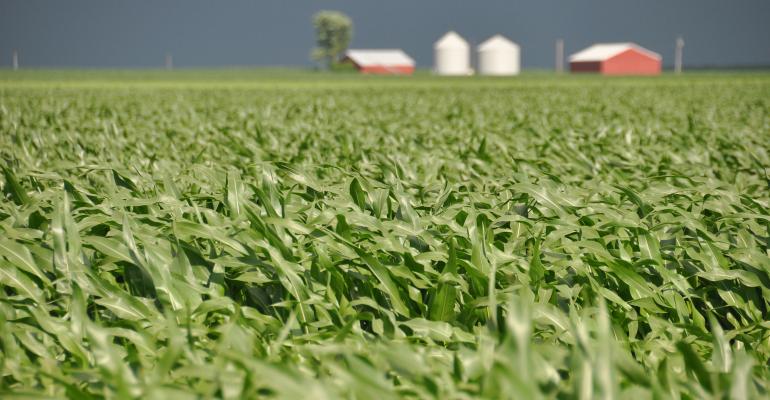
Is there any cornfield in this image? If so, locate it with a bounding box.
[1,71,770,399]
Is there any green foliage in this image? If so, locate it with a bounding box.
[312,10,353,69]
[1,72,770,398]
[330,60,359,73]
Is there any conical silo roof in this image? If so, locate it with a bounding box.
[434,31,469,50]
[478,35,519,52]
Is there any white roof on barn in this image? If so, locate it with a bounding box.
[344,49,415,67]
[434,31,469,50]
[569,43,661,62]
[478,35,519,51]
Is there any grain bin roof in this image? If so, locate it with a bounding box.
[434,31,469,50]
[344,49,415,67]
[569,43,661,62]
[478,35,519,52]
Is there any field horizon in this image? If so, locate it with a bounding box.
[3,67,770,85]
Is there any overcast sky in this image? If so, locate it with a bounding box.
[1,0,769,69]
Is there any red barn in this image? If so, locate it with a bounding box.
[342,49,415,75]
[569,43,661,75]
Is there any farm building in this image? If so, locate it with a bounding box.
[434,31,472,76]
[342,49,415,75]
[478,35,520,76]
[569,43,661,75]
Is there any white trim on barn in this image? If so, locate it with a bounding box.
[344,49,415,68]
[569,43,662,62]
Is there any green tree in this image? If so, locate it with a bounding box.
[312,11,353,69]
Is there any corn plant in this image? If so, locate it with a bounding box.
[1,72,769,398]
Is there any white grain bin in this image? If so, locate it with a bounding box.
[477,35,520,76]
[434,31,471,76]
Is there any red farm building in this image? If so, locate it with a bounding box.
[569,43,661,75]
[342,49,415,75]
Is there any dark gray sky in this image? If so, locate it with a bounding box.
[2,0,769,69]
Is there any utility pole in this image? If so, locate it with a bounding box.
[165,53,173,70]
[675,36,684,75]
[555,39,564,74]
[12,49,18,70]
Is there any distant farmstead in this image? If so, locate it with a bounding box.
[342,49,415,75]
[569,43,661,75]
